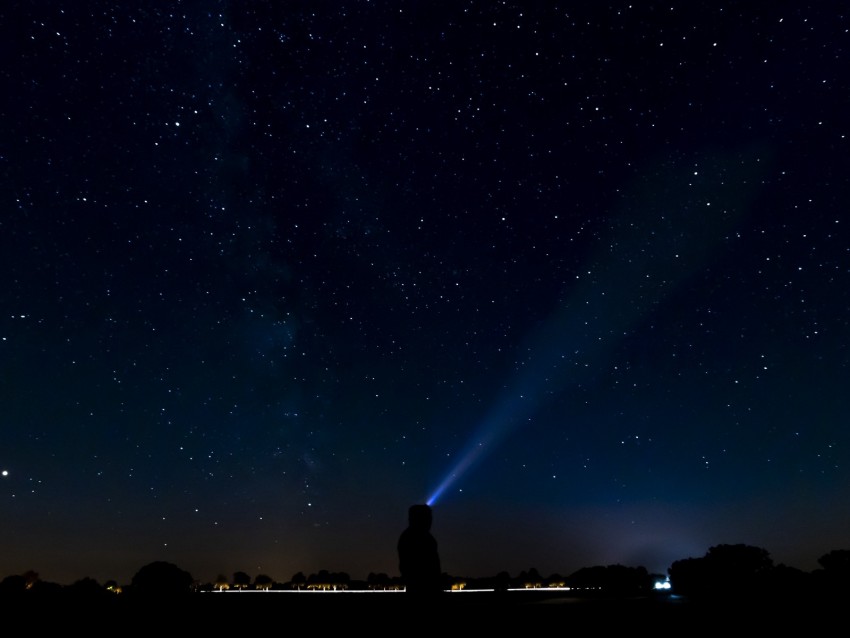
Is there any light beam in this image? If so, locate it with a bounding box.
[427,149,767,505]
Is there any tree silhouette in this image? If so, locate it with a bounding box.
[367,572,392,590]
[817,549,850,573]
[254,574,274,590]
[517,567,543,588]
[130,561,195,596]
[815,549,850,595]
[21,570,39,589]
[307,569,351,590]
[66,577,109,599]
[0,574,27,595]
[706,543,773,574]
[232,571,251,590]
[290,571,307,590]
[669,544,774,599]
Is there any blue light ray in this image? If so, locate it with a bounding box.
[427,151,765,505]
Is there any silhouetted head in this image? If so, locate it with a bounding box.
[408,504,433,530]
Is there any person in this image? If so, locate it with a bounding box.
[397,503,443,596]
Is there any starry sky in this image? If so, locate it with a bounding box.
[2,2,848,587]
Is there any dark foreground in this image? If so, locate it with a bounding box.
[2,589,841,631]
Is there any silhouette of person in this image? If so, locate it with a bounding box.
[397,503,443,596]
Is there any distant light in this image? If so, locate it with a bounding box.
[654,580,671,590]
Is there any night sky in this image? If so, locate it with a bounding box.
[2,2,848,587]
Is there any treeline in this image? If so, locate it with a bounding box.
[666,544,850,601]
[2,544,849,600]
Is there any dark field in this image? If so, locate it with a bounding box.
[4,590,840,632]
